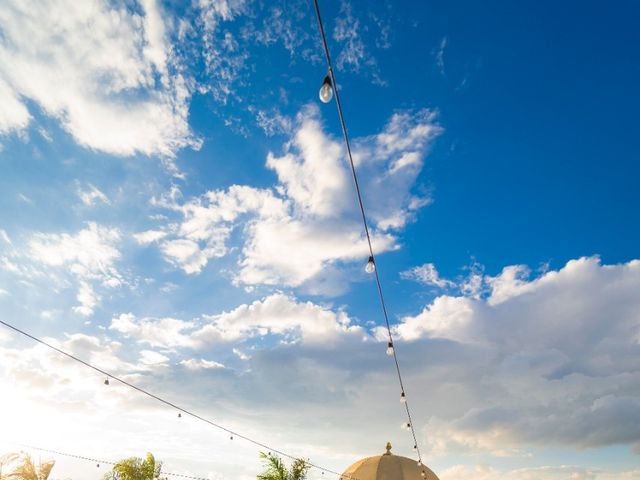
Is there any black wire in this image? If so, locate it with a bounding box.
[0,319,353,479]
[311,0,424,465]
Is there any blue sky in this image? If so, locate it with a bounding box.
[1,1,639,479]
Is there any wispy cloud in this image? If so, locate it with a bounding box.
[77,183,110,207]
[25,222,123,316]
[433,36,447,76]
[401,263,455,289]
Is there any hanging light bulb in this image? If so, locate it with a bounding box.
[230,435,233,441]
[178,413,182,418]
[400,392,407,403]
[365,256,376,273]
[421,471,426,478]
[417,460,422,467]
[104,378,109,386]
[413,444,418,451]
[96,463,100,468]
[402,422,411,430]
[319,75,333,103]
[386,341,394,356]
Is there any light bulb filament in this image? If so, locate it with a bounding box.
[319,75,333,103]
[365,256,376,273]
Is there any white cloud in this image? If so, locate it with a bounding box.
[232,348,250,360]
[433,37,447,76]
[72,281,100,317]
[332,1,371,73]
[77,183,110,206]
[110,293,364,349]
[354,109,442,230]
[195,293,362,345]
[391,257,640,454]
[0,77,30,134]
[180,358,225,370]
[139,349,170,366]
[0,229,11,245]
[266,114,349,218]
[27,222,123,314]
[17,193,33,204]
[0,0,198,157]
[133,229,168,245]
[253,108,293,136]
[29,223,121,282]
[160,239,213,274]
[401,263,455,289]
[110,313,195,349]
[3,257,640,476]
[390,295,476,343]
[1,333,136,392]
[146,105,440,291]
[195,0,249,104]
[440,464,640,480]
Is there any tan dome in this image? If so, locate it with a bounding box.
[342,443,440,480]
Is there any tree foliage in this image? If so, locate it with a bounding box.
[0,452,55,480]
[257,452,309,480]
[103,453,163,480]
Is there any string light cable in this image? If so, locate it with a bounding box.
[0,319,354,480]
[311,0,426,471]
[6,444,212,480]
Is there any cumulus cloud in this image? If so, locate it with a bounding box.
[1,333,135,394]
[145,105,440,291]
[3,257,640,474]
[439,464,640,480]
[110,293,364,349]
[390,257,640,454]
[0,0,198,157]
[110,313,195,349]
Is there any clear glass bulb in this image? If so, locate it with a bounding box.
[417,460,422,467]
[401,422,411,430]
[386,342,394,356]
[421,471,426,477]
[365,256,375,273]
[319,76,333,103]
[400,392,407,403]
[104,378,109,386]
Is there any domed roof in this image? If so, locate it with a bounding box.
[342,443,440,480]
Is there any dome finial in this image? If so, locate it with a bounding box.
[385,442,392,455]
